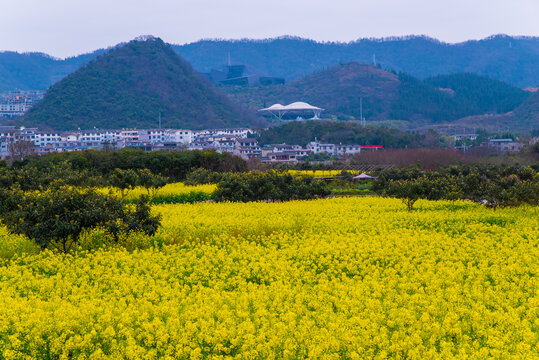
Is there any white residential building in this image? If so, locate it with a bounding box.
[0,103,29,117]
[121,129,139,144]
[335,144,362,155]
[307,141,336,154]
[164,129,193,144]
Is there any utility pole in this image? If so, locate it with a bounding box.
[158,112,161,129]
[360,97,366,128]
[360,97,363,123]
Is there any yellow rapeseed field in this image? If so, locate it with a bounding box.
[0,197,538,359]
[287,170,361,178]
[100,182,217,200]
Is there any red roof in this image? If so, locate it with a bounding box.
[360,145,383,148]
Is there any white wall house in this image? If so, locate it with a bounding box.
[35,132,62,147]
[164,130,193,144]
[335,144,361,155]
[307,141,335,154]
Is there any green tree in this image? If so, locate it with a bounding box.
[137,169,168,198]
[386,179,428,211]
[0,187,160,253]
[109,168,139,200]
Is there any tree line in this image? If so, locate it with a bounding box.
[0,148,247,190]
[373,165,539,210]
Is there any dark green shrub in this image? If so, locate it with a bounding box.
[184,168,227,185]
[0,187,161,253]
[214,171,330,202]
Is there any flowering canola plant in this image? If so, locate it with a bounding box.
[100,182,217,200]
[0,197,538,359]
[287,169,361,178]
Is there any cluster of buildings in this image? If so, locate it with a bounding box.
[0,126,379,162]
[451,133,536,154]
[0,91,44,118]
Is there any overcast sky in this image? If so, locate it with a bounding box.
[1,0,538,58]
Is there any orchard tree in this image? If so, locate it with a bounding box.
[109,168,139,200]
[137,168,168,198]
[0,187,161,253]
[386,178,428,211]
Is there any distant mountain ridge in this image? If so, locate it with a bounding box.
[173,35,539,87]
[0,51,101,91]
[20,37,258,131]
[2,34,539,91]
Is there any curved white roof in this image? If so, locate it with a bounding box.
[259,103,285,111]
[267,104,286,109]
[259,102,324,112]
[285,102,322,110]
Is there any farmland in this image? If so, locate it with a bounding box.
[0,197,537,359]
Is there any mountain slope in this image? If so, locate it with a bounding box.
[221,63,532,127]
[512,91,539,130]
[425,73,530,114]
[21,37,258,130]
[221,62,400,120]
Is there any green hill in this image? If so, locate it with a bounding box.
[21,37,258,130]
[221,63,531,127]
[221,62,400,120]
[512,91,539,130]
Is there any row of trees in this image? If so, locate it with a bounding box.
[374,165,539,210]
[0,148,249,191]
[257,120,443,148]
[7,148,247,181]
[0,162,168,197]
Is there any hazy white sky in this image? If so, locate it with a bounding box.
[1,0,538,58]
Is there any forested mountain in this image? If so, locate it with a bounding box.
[2,35,539,91]
[21,37,258,130]
[220,63,530,125]
[174,35,539,87]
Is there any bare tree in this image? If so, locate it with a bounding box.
[8,140,35,162]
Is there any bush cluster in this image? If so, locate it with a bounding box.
[213,171,330,202]
[184,168,229,185]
